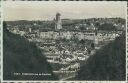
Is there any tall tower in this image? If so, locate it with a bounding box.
[55,13,62,30]
[94,28,98,45]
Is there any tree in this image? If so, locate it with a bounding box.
[91,43,95,49]
[3,22,58,80]
[98,23,116,31]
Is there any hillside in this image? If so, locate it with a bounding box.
[3,22,58,80]
[76,33,125,80]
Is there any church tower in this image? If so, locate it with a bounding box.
[94,28,98,45]
[55,13,62,30]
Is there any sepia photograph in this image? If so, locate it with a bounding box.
[2,1,127,81]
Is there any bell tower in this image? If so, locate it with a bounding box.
[55,13,62,30]
[94,28,98,45]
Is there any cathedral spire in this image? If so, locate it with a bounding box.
[55,13,62,30]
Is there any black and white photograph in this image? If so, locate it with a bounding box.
[2,1,127,81]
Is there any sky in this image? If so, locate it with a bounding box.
[3,1,127,21]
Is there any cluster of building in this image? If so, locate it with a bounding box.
[6,13,125,80]
[39,31,95,40]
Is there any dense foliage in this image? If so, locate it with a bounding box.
[3,22,58,80]
[76,33,125,80]
[98,23,116,31]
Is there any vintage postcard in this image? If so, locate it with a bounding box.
[0,1,127,82]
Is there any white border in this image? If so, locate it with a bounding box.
[1,1,127,83]
[0,0,3,82]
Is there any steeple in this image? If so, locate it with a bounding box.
[55,13,62,30]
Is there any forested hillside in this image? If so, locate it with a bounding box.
[76,33,125,80]
[3,22,58,80]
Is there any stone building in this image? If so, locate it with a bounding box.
[54,13,62,30]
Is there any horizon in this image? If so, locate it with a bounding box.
[4,17,125,22]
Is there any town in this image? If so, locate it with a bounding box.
[6,13,125,80]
